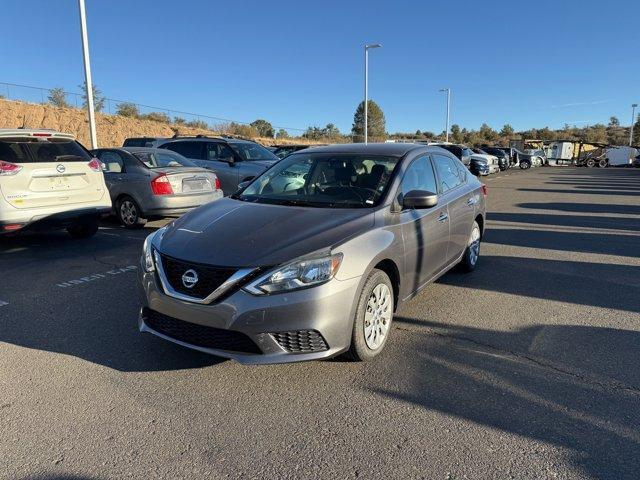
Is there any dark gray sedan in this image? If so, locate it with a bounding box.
[138,143,486,363]
[92,147,223,228]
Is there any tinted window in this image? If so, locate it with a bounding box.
[433,155,463,192]
[123,138,149,147]
[206,143,235,161]
[438,145,462,159]
[229,142,279,161]
[399,156,437,202]
[162,141,204,159]
[0,138,91,163]
[97,150,124,173]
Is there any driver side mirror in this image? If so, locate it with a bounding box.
[221,156,235,165]
[237,177,254,191]
[403,190,438,209]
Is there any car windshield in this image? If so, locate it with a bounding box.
[236,153,400,208]
[131,151,197,168]
[229,142,279,161]
[0,137,91,163]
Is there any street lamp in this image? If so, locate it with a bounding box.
[78,0,97,148]
[364,43,382,144]
[630,103,638,147]
[439,88,451,142]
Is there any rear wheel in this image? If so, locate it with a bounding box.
[117,196,146,229]
[598,158,608,168]
[586,158,596,168]
[459,221,481,272]
[67,221,98,239]
[344,269,394,362]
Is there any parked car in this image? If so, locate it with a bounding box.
[0,129,111,238]
[91,147,222,228]
[430,143,473,167]
[272,144,313,159]
[469,148,500,176]
[480,146,510,170]
[155,136,280,195]
[122,137,169,147]
[138,143,487,364]
[516,148,546,169]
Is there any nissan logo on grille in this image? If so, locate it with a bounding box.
[181,269,199,289]
[56,164,66,174]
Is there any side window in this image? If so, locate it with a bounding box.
[206,143,235,162]
[398,155,438,203]
[96,150,124,173]
[433,155,463,193]
[162,141,204,159]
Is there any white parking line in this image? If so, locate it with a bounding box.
[0,300,8,307]
[56,265,138,288]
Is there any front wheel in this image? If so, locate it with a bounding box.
[459,221,481,272]
[598,158,608,168]
[520,160,531,170]
[586,158,596,168]
[344,269,394,361]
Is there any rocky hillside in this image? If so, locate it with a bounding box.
[0,98,303,147]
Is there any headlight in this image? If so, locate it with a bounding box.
[142,226,167,272]
[244,253,343,295]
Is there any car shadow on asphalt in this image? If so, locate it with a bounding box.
[487,211,640,232]
[371,316,640,480]
[516,202,640,216]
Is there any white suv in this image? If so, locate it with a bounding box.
[0,129,111,238]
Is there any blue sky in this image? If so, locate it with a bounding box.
[2,0,639,135]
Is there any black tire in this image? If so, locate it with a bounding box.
[67,221,98,239]
[344,269,394,362]
[586,158,596,168]
[598,158,608,168]
[520,160,531,170]
[116,196,146,229]
[459,221,481,272]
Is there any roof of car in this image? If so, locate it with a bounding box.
[117,147,176,154]
[299,143,430,156]
[0,128,75,139]
[159,135,258,145]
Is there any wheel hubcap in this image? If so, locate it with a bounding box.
[120,201,137,225]
[469,225,481,265]
[364,283,392,350]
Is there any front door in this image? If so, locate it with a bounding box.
[205,142,239,194]
[398,155,450,293]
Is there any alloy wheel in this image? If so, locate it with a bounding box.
[364,283,392,350]
[120,200,137,225]
[469,225,481,266]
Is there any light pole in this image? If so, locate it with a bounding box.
[630,104,638,147]
[364,43,381,144]
[439,88,451,142]
[78,0,97,148]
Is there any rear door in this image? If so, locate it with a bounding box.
[0,137,106,210]
[204,142,239,194]
[432,154,476,264]
[94,149,127,204]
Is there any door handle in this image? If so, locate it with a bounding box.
[466,198,476,206]
[437,212,449,223]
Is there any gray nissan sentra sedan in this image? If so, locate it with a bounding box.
[138,143,486,364]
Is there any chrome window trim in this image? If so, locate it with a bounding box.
[153,249,256,304]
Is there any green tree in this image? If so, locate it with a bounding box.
[608,116,620,127]
[322,123,341,139]
[173,117,186,125]
[47,87,68,108]
[479,123,497,143]
[250,119,274,137]
[632,116,640,145]
[141,112,171,123]
[186,119,209,130]
[450,124,463,143]
[79,81,106,112]
[116,102,139,118]
[351,100,386,141]
[499,124,515,138]
[303,126,323,140]
[276,128,289,139]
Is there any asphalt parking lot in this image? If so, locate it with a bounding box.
[1,166,639,480]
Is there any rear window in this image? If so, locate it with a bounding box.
[123,138,152,147]
[0,137,92,163]
[132,151,197,168]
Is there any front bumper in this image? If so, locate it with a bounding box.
[138,265,362,364]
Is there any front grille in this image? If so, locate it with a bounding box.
[160,253,237,299]
[271,330,329,353]
[143,308,261,354]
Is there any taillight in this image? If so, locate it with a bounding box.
[151,174,174,195]
[87,158,102,172]
[0,160,22,176]
[214,176,221,190]
[481,185,488,197]
[1,223,24,232]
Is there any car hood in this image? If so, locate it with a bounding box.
[157,198,375,267]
